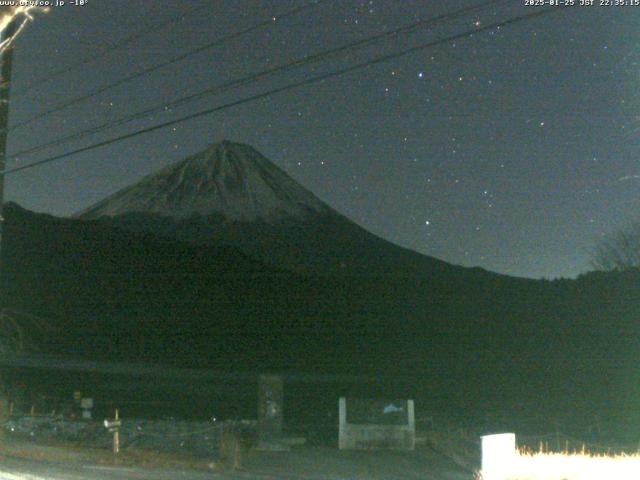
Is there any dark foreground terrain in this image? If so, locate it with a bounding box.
[0,438,472,480]
[3,202,640,439]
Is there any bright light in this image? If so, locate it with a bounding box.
[481,433,517,479]
[480,433,640,480]
[483,451,640,480]
[0,6,48,54]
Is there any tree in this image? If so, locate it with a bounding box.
[591,222,640,271]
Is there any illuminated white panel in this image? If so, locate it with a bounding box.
[481,433,516,480]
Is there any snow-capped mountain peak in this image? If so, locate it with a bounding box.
[77,141,330,222]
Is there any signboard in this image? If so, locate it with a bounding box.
[339,397,415,450]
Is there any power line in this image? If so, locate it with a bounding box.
[9,0,328,132]
[14,0,213,95]
[10,0,507,160]
[1,5,569,177]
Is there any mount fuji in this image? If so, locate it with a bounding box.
[1,142,638,436]
[78,141,330,223]
[77,140,461,276]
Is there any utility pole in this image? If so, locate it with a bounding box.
[0,18,16,276]
[0,18,16,431]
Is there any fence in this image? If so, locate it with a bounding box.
[3,412,262,458]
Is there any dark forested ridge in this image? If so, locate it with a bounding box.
[2,202,639,437]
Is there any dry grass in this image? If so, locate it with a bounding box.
[478,448,640,480]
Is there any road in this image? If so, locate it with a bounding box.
[0,447,474,480]
[0,456,231,479]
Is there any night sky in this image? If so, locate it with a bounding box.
[4,0,639,279]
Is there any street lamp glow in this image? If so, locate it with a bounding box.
[0,6,48,53]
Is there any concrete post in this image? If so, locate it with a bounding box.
[113,409,120,455]
[257,374,286,450]
[338,397,346,450]
[407,399,415,450]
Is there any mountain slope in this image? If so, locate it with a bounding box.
[76,141,468,276]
